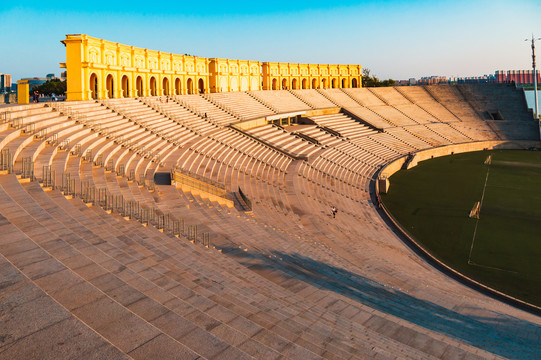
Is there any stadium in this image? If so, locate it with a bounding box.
[1,32,541,360]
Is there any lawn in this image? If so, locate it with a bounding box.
[381,150,541,306]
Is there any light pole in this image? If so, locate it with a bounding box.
[526,35,541,140]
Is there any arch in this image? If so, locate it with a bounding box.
[322,78,327,88]
[331,78,337,89]
[106,74,114,99]
[352,78,358,88]
[121,75,129,98]
[251,77,259,90]
[174,77,181,95]
[282,78,288,90]
[292,78,298,90]
[220,78,227,92]
[150,76,157,96]
[241,77,249,91]
[187,78,194,94]
[301,78,307,90]
[312,78,318,89]
[342,78,348,88]
[198,78,205,94]
[272,78,278,90]
[230,77,239,92]
[89,73,98,100]
[136,76,143,97]
[162,77,170,96]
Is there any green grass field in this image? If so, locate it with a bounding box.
[381,150,541,306]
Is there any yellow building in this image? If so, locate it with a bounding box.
[61,34,362,101]
[209,58,261,93]
[61,34,210,101]
[262,62,361,90]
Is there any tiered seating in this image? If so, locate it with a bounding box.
[207,92,274,120]
[287,125,343,147]
[402,125,452,147]
[135,97,218,135]
[308,113,378,139]
[318,89,360,107]
[424,85,484,122]
[289,90,337,109]
[425,122,473,143]
[344,106,395,129]
[367,132,417,154]
[173,94,239,126]
[395,86,460,122]
[249,90,312,113]
[344,88,387,107]
[244,124,321,158]
[1,85,540,360]
[457,84,532,122]
[384,127,433,150]
[451,121,501,141]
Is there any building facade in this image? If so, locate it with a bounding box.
[61,34,210,100]
[0,73,12,93]
[209,58,261,92]
[495,70,541,85]
[261,62,361,90]
[61,34,363,101]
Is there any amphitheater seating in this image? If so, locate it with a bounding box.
[287,125,344,147]
[173,95,239,126]
[456,84,533,122]
[424,85,484,122]
[344,106,396,129]
[317,89,360,107]
[289,90,337,109]
[1,84,540,360]
[395,86,460,123]
[249,90,312,113]
[244,124,321,158]
[207,92,275,120]
[308,113,378,139]
[344,88,388,107]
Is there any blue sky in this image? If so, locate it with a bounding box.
[1,0,540,81]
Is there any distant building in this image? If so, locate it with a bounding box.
[448,74,495,84]
[0,73,12,93]
[417,76,448,85]
[46,73,56,80]
[395,78,417,86]
[495,70,541,85]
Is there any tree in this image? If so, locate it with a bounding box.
[31,79,67,96]
[362,68,395,87]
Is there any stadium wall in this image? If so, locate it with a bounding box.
[378,140,540,192]
[60,34,362,101]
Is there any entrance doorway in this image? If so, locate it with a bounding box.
[121,75,129,98]
[136,76,143,97]
[175,78,181,95]
[198,78,205,94]
[89,73,98,99]
[162,77,170,96]
[106,74,114,98]
[150,77,157,96]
